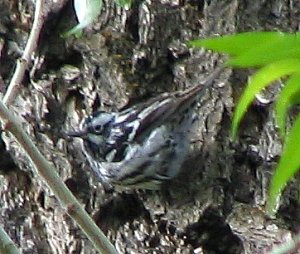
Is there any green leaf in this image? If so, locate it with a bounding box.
[275,74,300,137]
[188,32,286,56]
[228,33,300,67]
[267,114,300,215]
[232,59,300,139]
[115,0,132,9]
[62,0,103,38]
[190,31,300,216]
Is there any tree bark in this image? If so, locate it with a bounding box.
[0,0,299,253]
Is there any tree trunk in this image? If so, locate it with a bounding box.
[0,0,299,253]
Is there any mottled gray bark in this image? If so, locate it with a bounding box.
[0,0,299,253]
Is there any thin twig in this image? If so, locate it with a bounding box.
[0,225,20,254]
[3,0,45,105]
[0,100,117,254]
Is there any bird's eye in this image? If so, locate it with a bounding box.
[93,124,103,133]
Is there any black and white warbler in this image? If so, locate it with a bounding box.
[67,67,223,189]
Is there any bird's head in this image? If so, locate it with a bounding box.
[66,111,115,158]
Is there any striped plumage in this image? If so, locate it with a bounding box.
[67,67,222,189]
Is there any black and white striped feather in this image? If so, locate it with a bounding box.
[67,67,222,189]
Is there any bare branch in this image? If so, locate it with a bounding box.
[0,225,20,254]
[3,0,45,105]
[0,100,117,254]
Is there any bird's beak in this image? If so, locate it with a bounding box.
[63,128,88,138]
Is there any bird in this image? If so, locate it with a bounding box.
[66,67,223,189]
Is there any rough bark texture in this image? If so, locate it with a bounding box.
[0,0,299,253]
